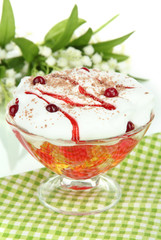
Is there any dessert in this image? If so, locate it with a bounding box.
[7,68,154,142]
[6,68,154,179]
[6,68,154,215]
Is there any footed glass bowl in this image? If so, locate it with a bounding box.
[6,114,154,215]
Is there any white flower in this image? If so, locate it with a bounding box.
[90,34,101,44]
[6,69,16,78]
[5,46,22,59]
[53,51,59,57]
[81,56,92,67]
[57,57,68,68]
[117,61,130,74]
[22,63,29,74]
[65,47,82,59]
[15,73,22,79]
[0,48,6,59]
[83,45,94,56]
[91,53,102,64]
[39,46,52,57]
[100,62,110,71]
[5,42,15,51]
[6,78,16,87]
[45,56,56,66]
[108,58,118,70]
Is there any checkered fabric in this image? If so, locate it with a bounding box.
[0,133,161,240]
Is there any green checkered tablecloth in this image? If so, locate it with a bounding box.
[0,133,161,240]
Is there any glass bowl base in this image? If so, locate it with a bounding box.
[38,174,121,216]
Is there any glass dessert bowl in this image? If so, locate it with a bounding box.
[6,113,154,215]
[6,68,154,215]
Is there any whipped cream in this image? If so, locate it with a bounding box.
[8,68,154,142]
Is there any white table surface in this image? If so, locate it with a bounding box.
[0,0,161,178]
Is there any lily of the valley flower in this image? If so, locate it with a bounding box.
[6,78,16,87]
[45,56,56,66]
[6,69,17,78]
[108,58,118,69]
[0,48,6,60]
[39,46,52,57]
[92,53,102,64]
[81,56,92,67]
[83,45,94,56]
[57,57,68,68]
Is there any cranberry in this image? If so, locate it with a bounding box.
[33,76,46,85]
[9,104,19,117]
[126,121,135,132]
[46,104,59,113]
[104,87,118,97]
[81,67,90,72]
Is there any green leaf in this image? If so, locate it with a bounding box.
[13,38,39,62]
[3,56,25,72]
[92,31,134,53]
[128,74,149,82]
[103,52,129,62]
[45,18,85,44]
[0,0,15,47]
[45,5,85,51]
[68,28,93,48]
[0,65,6,78]
[15,78,21,86]
[93,14,119,35]
[45,19,67,43]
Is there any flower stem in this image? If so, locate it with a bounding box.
[93,14,119,35]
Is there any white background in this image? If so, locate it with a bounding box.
[0,0,161,178]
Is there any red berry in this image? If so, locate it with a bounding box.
[33,76,46,85]
[9,104,19,117]
[81,67,90,72]
[126,121,135,132]
[46,104,59,113]
[104,87,118,97]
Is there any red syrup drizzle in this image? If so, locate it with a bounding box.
[61,75,116,110]
[25,91,80,142]
[25,92,50,104]
[15,98,19,104]
[81,67,90,72]
[60,109,79,142]
[25,74,116,142]
[38,89,102,108]
[51,74,116,110]
[79,86,116,110]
